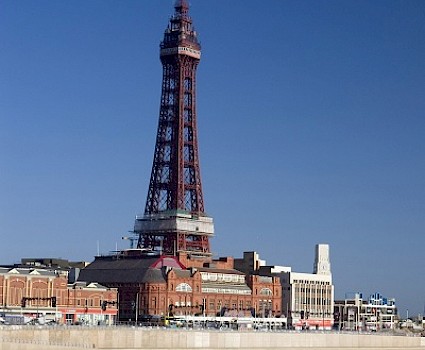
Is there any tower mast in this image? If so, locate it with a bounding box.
[135,0,213,258]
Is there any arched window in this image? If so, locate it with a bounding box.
[176,283,192,292]
[260,288,273,296]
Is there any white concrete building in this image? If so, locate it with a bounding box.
[280,270,334,330]
[243,244,334,330]
[334,292,398,331]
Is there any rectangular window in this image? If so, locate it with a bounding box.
[65,314,74,325]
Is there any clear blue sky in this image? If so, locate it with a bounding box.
[1,0,424,317]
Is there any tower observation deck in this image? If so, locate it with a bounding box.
[135,0,213,258]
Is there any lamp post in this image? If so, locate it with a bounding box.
[135,293,139,325]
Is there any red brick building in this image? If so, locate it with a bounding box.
[0,266,117,325]
[78,250,281,322]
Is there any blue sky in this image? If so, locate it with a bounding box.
[1,0,424,316]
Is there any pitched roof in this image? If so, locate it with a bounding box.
[150,256,186,269]
[0,267,57,277]
[78,255,172,285]
[141,268,167,283]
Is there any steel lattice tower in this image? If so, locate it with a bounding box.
[135,0,213,257]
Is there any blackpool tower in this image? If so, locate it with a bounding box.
[134,0,214,257]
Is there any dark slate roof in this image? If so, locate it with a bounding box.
[78,255,167,284]
[141,268,167,283]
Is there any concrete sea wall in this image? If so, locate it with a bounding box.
[1,326,425,350]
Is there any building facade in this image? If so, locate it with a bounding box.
[282,244,334,330]
[238,245,335,330]
[78,250,282,322]
[334,292,398,331]
[280,270,334,330]
[0,266,117,325]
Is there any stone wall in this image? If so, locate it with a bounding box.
[1,326,425,350]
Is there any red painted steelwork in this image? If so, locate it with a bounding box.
[137,1,211,257]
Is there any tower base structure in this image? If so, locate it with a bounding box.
[135,210,214,258]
